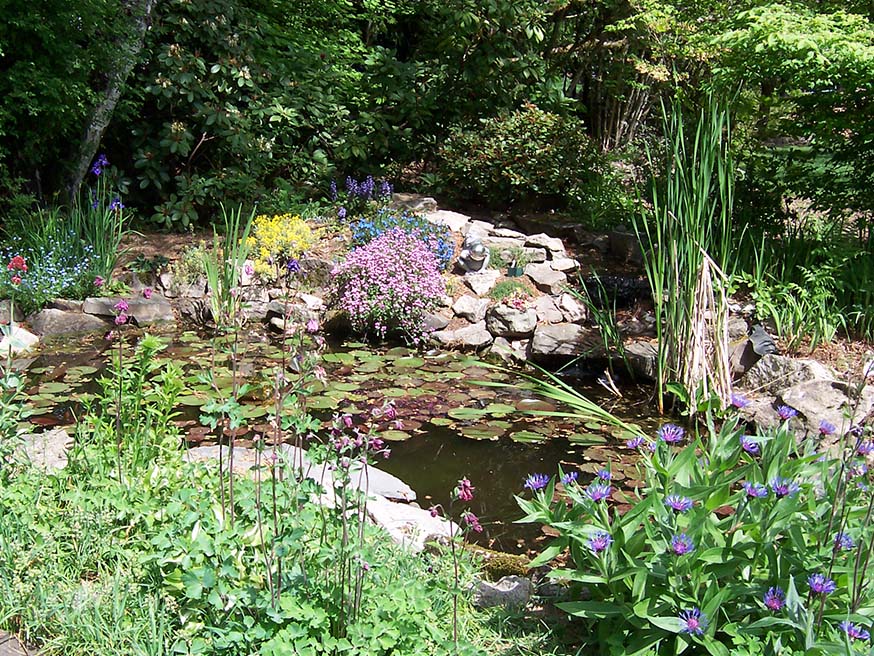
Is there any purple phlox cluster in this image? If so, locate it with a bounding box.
[664,495,694,512]
[560,471,579,485]
[819,420,837,436]
[113,299,129,313]
[763,586,785,611]
[678,608,707,635]
[770,477,801,498]
[524,473,550,492]
[742,481,768,498]
[596,468,611,481]
[585,482,612,502]
[456,477,475,502]
[731,393,751,409]
[461,511,483,533]
[91,153,109,176]
[740,435,760,455]
[857,441,874,456]
[839,621,871,641]
[777,405,798,420]
[657,423,685,443]
[331,228,445,343]
[306,318,319,334]
[670,533,694,555]
[587,531,612,554]
[287,258,300,273]
[808,573,837,595]
[834,532,855,551]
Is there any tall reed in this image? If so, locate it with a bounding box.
[635,96,735,413]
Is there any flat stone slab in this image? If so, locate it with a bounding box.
[0,326,38,356]
[83,296,175,325]
[525,233,565,255]
[424,210,470,233]
[463,270,500,296]
[530,323,600,358]
[524,263,567,295]
[0,632,29,656]
[29,308,108,336]
[366,493,458,553]
[453,295,490,323]
[17,428,72,472]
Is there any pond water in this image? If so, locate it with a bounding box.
[19,325,661,552]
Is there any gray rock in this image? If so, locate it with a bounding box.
[492,227,527,239]
[550,257,579,272]
[298,257,335,288]
[558,293,587,323]
[17,428,72,472]
[482,236,526,251]
[530,323,600,358]
[609,228,643,264]
[625,341,658,381]
[453,295,490,323]
[740,354,835,394]
[454,321,494,349]
[83,296,175,325]
[524,263,568,295]
[391,193,439,213]
[489,337,529,364]
[0,300,23,324]
[464,270,501,296]
[525,233,565,255]
[0,631,28,656]
[424,209,470,233]
[730,339,760,378]
[29,308,109,336]
[485,304,538,338]
[366,493,458,553]
[472,576,533,610]
[778,380,874,442]
[0,326,38,356]
[423,311,451,331]
[300,293,325,312]
[49,298,85,312]
[521,247,548,264]
[265,300,317,323]
[728,315,749,341]
[464,220,496,237]
[159,272,207,299]
[749,324,778,356]
[533,295,563,324]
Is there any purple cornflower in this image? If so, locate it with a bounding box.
[671,533,694,555]
[664,495,694,512]
[113,299,129,313]
[456,477,475,502]
[626,436,648,450]
[742,481,769,498]
[731,393,751,409]
[585,483,612,502]
[678,608,707,635]
[819,420,837,436]
[763,586,785,611]
[834,532,855,551]
[857,441,874,456]
[587,531,613,554]
[560,471,579,485]
[524,473,550,492]
[808,573,837,595]
[596,468,611,481]
[740,435,760,455]
[849,461,869,478]
[657,423,685,443]
[839,621,870,641]
[770,477,801,498]
[777,405,797,420]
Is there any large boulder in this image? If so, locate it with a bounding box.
[29,308,108,336]
[533,295,563,324]
[625,340,658,381]
[463,270,501,296]
[432,321,494,350]
[485,304,537,338]
[453,295,490,323]
[0,300,23,324]
[366,493,458,553]
[83,296,175,326]
[778,380,874,442]
[525,233,565,257]
[530,323,601,358]
[740,354,835,394]
[424,209,470,233]
[17,428,72,472]
[524,263,568,295]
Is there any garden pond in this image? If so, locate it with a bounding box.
[16,326,660,551]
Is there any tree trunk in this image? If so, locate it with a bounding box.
[66,0,156,202]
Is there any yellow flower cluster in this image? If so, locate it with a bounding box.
[246,213,315,278]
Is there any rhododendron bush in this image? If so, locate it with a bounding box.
[332,228,445,344]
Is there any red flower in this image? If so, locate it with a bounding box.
[10,275,21,285]
[7,255,27,272]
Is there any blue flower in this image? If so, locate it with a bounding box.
[770,477,800,498]
[560,471,578,485]
[777,405,797,420]
[839,621,870,641]
[524,473,550,492]
[740,435,760,455]
[731,393,751,409]
[834,532,855,551]
[329,180,338,201]
[585,483,611,502]
[763,586,785,611]
[657,423,685,443]
[90,153,109,176]
[678,608,707,635]
[596,468,611,481]
[819,420,837,436]
[664,495,694,512]
[742,481,769,498]
[587,531,612,554]
[808,573,836,595]
[671,533,694,555]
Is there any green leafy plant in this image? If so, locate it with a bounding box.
[202,205,254,330]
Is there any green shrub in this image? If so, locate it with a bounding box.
[436,103,627,223]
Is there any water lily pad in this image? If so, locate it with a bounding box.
[483,402,516,416]
[510,430,547,444]
[429,418,454,427]
[67,365,99,376]
[567,433,608,445]
[447,407,487,420]
[330,382,360,392]
[381,429,412,441]
[459,425,505,441]
[515,398,557,413]
[385,347,411,357]
[382,388,409,398]
[322,352,356,365]
[308,396,339,410]
[38,382,70,394]
[177,395,208,407]
[393,356,425,368]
